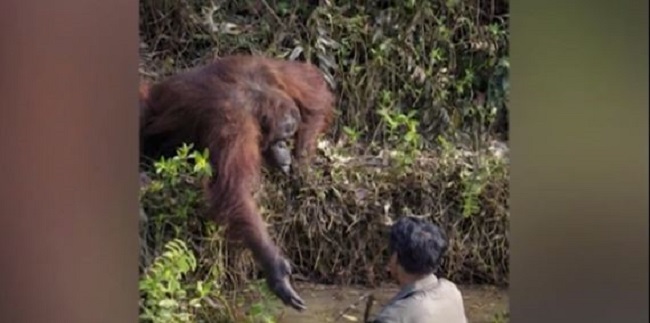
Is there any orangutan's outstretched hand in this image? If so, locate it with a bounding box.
[266,257,306,311]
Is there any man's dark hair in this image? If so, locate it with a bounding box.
[388,216,449,275]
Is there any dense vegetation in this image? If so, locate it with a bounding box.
[138,1,509,322]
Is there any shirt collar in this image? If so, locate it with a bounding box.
[392,273,439,301]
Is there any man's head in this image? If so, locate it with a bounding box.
[387,216,449,284]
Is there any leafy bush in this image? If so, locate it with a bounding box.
[139,144,282,323]
[139,239,214,323]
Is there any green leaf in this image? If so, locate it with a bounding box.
[158,299,179,308]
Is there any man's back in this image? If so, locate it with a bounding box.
[372,274,467,323]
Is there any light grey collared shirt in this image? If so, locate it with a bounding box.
[371,274,467,323]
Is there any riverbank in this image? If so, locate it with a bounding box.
[276,283,508,323]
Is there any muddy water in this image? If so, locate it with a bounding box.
[276,283,508,323]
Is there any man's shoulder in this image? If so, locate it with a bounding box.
[435,278,464,298]
[372,278,467,323]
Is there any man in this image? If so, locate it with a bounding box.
[371,216,468,323]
